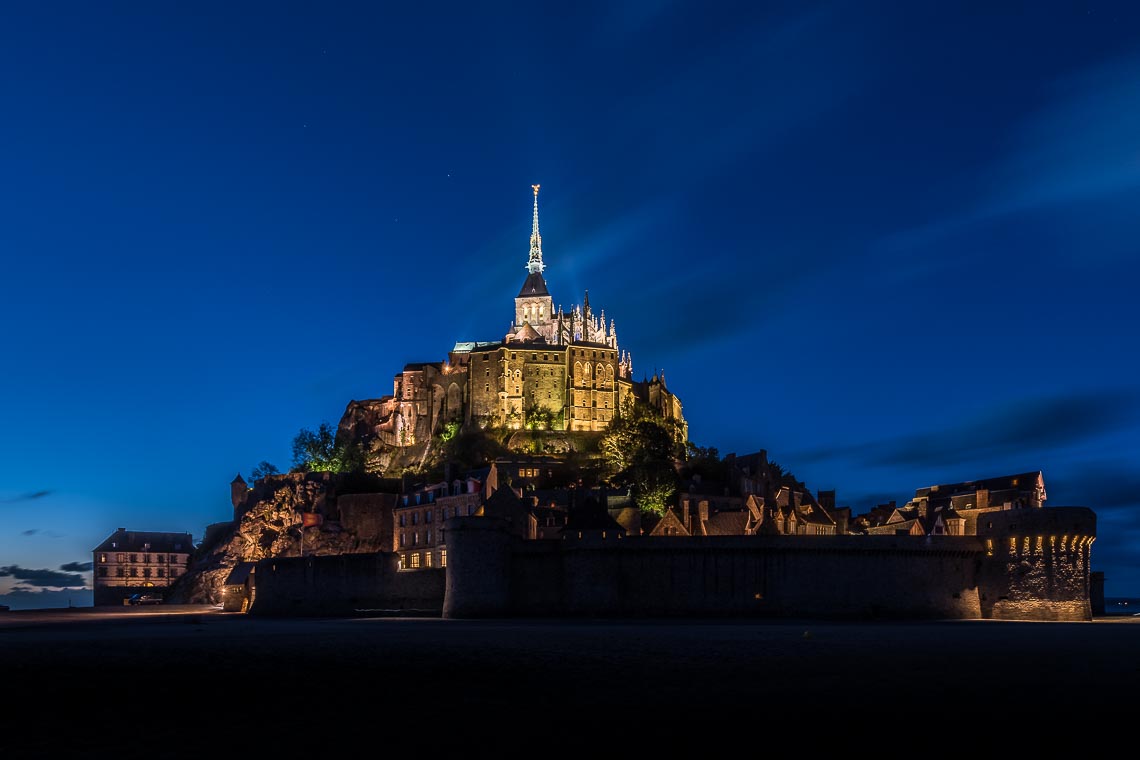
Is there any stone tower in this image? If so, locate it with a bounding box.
[510,184,556,343]
[231,473,248,521]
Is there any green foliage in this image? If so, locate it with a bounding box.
[525,407,554,430]
[250,461,279,481]
[600,396,680,516]
[439,421,461,443]
[291,422,364,473]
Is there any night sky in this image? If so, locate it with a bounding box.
[3,2,1139,609]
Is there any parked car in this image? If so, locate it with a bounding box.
[128,593,163,606]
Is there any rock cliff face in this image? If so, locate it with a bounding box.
[168,473,393,605]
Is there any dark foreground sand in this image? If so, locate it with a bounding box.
[2,607,1137,757]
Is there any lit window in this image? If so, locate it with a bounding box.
[410,552,421,569]
[99,553,107,563]
[440,549,447,567]
[425,552,433,568]
[413,532,419,545]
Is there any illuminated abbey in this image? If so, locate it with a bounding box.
[338,186,686,452]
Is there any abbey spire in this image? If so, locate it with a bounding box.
[528,183,544,274]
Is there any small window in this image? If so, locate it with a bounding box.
[116,568,125,577]
[440,549,447,567]
[425,551,433,568]
[410,552,421,569]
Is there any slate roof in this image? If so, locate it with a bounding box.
[701,510,750,536]
[93,528,194,554]
[223,562,256,587]
[914,471,1043,501]
[518,272,550,297]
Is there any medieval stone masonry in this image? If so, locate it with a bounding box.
[338,186,686,453]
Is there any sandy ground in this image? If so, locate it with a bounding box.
[2,606,1137,756]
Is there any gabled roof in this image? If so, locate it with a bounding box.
[702,510,750,536]
[93,528,194,554]
[518,271,550,297]
[512,322,544,343]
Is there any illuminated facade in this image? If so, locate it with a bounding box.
[92,528,194,606]
[338,186,686,451]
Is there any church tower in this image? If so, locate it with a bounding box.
[510,185,556,343]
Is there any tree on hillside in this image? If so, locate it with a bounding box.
[250,461,279,481]
[600,397,682,516]
[291,421,364,473]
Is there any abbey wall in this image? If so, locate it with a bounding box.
[244,506,1095,622]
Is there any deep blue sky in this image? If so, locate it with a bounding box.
[3,2,1139,608]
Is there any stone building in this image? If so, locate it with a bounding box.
[854,471,1048,537]
[92,528,194,606]
[337,185,686,458]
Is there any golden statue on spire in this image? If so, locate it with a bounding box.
[532,184,540,196]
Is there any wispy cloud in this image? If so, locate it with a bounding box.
[0,565,88,589]
[20,528,64,538]
[795,388,1140,470]
[878,52,1140,255]
[1,490,52,504]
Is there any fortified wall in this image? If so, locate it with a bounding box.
[246,507,1095,622]
[250,552,444,616]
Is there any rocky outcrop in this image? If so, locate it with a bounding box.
[169,473,395,605]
